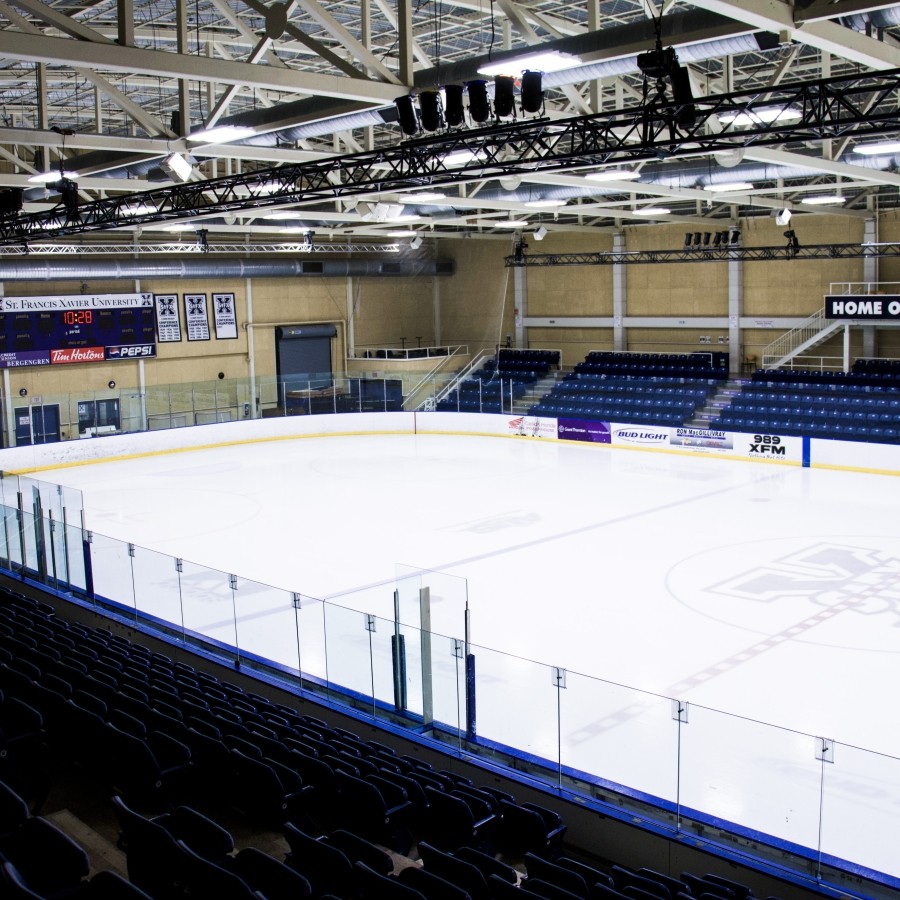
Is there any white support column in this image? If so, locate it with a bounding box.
[612,232,625,350]
[432,274,441,347]
[513,266,527,349]
[397,0,414,85]
[862,217,878,360]
[843,323,851,373]
[246,277,256,417]
[346,276,356,358]
[728,234,743,377]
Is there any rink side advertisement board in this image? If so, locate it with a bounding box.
[0,293,156,368]
[825,295,900,320]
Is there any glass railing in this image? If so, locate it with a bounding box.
[2,501,899,888]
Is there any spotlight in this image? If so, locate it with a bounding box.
[784,229,800,253]
[534,226,548,241]
[419,90,444,131]
[467,80,491,123]
[693,232,701,246]
[494,75,516,118]
[197,227,208,252]
[514,238,526,262]
[444,84,465,127]
[713,230,728,247]
[702,231,711,246]
[303,231,315,251]
[410,235,424,250]
[774,208,792,226]
[729,228,741,245]
[394,94,419,136]
[636,45,677,79]
[53,178,79,219]
[521,70,543,114]
[684,232,692,249]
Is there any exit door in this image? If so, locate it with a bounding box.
[14,404,61,446]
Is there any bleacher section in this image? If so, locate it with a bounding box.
[529,352,725,426]
[0,585,794,900]
[437,349,560,413]
[713,366,900,443]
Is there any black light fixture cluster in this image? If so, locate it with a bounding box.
[784,229,800,254]
[394,73,544,137]
[684,229,740,249]
[637,30,696,128]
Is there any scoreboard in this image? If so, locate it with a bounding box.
[0,293,156,367]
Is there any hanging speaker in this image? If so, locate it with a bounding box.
[467,80,491,123]
[394,95,419,136]
[521,70,544,114]
[494,75,516,118]
[419,91,444,132]
[669,65,696,128]
[444,85,465,127]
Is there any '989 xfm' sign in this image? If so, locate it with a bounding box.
[749,434,786,456]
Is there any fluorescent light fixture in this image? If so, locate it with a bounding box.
[404,192,447,202]
[632,206,671,216]
[263,211,306,220]
[852,140,900,155]
[524,199,565,208]
[162,223,196,232]
[719,107,801,126]
[187,124,256,143]
[279,226,313,234]
[161,152,192,182]
[584,169,641,182]
[28,170,74,184]
[478,51,582,77]
[491,219,530,227]
[800,194,846,205]
[121,202,158,216]
[385,214,421,223]
[703,181,754,192]
[387,230,418,237]
[443,149,485,167]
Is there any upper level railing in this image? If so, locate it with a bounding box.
[761,307,828,368]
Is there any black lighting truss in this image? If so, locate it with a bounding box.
[504,244,900,266]
[4,65,900,243]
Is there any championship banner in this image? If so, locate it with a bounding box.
[154,294,182,342]
[212,293,238,340]
[184,293,210,341]
[825,295,900,320]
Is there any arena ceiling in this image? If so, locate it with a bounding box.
[1,0,900,248]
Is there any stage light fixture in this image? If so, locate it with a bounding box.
[534,226,548,241]
[467,80,491,123]
[53,178,80,219]
[419,90,444,131]
[784,229,800,253]
[730,229,741,245]
[394,95,419,136]
[693,232,701,246]
[774,208,792,225]
[702,232,711,246]
[410,235,424,250]
[444,84,465,127]
[303,231,315,251]
[494,76,516,118]
[684,232,692,249]
[521,70,544,114]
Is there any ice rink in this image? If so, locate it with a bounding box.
[33,431,900,879]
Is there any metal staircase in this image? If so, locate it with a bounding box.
[761,307,845,369]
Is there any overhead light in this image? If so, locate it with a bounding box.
[703,181,754,192]
[491,219,530,228]
[404,192,447,203]
[584,169,641,182]
[719,107,801,126]
[410,235,424,250]
[279,226,313,234]
[443,149,485,167]
[262,211,306,220]
[801,194,846,205]
[534,226,548,241]
[633,207,671,216]
[162,223,195,232]
[386,213,421,223]
[360,202,405,222]
[161,152,192,182]
[121,201,158,216]
[478,51,582,77]
[774,208,792,225]
[387,230,417,237]
[29,170,77,184]
[187,124,256,143]
[852,140,900,155]
[524,199,565,208]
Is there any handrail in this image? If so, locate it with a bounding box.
[428,349,496,408]
[350,344,464,361]
[761,307,827,368]
[403,346,471,411]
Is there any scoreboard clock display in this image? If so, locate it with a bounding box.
[0,293,157,367]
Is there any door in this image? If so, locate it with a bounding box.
[14,404,61,446]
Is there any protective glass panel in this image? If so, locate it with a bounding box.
[19,507,40,578]
[0,504,23,573]
[820,742,900,880]
[178,560,238,658]
[232,576,301,676]
[428,632,468,750]
[294,594,327,693]
[470,643,560,772]
[561,672,678,808]
[88,531,136,617]
[680,705,821,852]
[395,565,468,641]
[322,603,376,712]
[63,517,87,594]
[131,546,185,640]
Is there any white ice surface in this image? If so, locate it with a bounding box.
[36,432,900,879]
